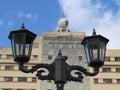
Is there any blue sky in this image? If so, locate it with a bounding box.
[0,0,61,47]
[0,0,120,49]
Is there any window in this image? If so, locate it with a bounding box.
[115,57,120,61]
[103,79,112,84]
[17,89,27,90]
[58,44,63,49]
[18,77,27,82]
[33,55,38,60]
[117,79,120,84]
[48,55,52,60]
[63,43,68,48]
[33,43,39,48]
[2,89,12,90]
[105,57,110,61]
[62,29,66,32]
[5,66,14,70]
[94,78,98,84]
[116,68,120,72]
[54,44,58,49]
[73,44,76,49]
[6,55,13,59]
[79,56,82,61]
[4,77,13,82]
[32,77,37,83]
[102,68,111,72]
[0,54,1,59]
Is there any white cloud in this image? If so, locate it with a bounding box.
[58,0,120,49]
[17,11,38,22]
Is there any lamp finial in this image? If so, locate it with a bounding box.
[92,29,96,36]
[20,23,25,30]
[58,50,62,56]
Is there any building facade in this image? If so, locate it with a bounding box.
[0,17,120,90]
[90,49,120,90]
[0,37,42,90]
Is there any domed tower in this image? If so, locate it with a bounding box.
[57,14,70,32]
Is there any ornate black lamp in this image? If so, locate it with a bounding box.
[8,23,37,63]
[81,29,109,68]
[8,25,109,90]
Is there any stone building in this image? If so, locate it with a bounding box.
[40,16,89,90]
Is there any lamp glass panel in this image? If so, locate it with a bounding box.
[84,43,91,65]
[89,45,98,61]
[25,43,33,57]
[99,41,106,62]
[14,41,32,58]
[88,39,98,62]
[16,44,25,56]
[11,38,16,58]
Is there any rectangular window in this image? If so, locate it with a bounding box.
[117,79,120,84]
[0,54,2,59]
[62,29,66,32]
[103,79,112,84]
[5,66,14,70]
[17,89,27,90]
[4,77,13,82]
[102,68,111,72]
[3,89,12,90]
[32,77,37,83]
[63,43,68,49]
[18,77,27,82]
[115,57,120,61]
[33,55,38,60]
[94,78,98,84]
[6,55,13,59]
[116,68,120,72]
[48,55,52,60]
[58,44,63,49]
[105,57,110,61]
[72,44,76,49]
[79,56,82,61]
[33,43,39,48]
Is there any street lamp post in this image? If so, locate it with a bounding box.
[8,24,109,90]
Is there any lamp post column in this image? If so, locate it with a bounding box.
[55,50,67,90]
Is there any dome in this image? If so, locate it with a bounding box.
[58,18,69,28]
